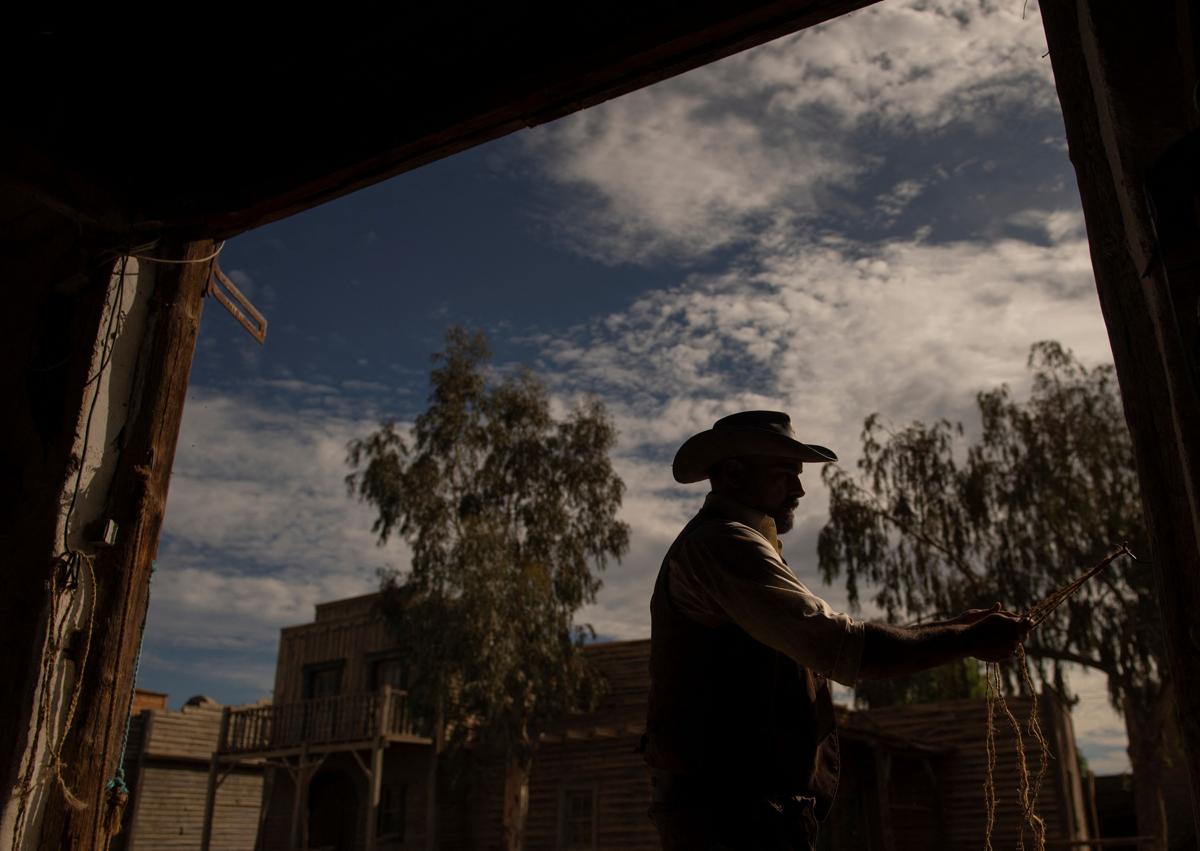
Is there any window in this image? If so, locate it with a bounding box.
[378,783,407,839]
[558,787,596,850]
[369,656,407,692]
[302,661,344,699]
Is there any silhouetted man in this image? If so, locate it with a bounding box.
[643,411,1029,851]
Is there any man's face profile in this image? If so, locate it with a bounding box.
[717,455,806,533]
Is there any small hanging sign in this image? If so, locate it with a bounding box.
[207,259,268,345]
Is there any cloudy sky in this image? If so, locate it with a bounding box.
[141,0,1132,772]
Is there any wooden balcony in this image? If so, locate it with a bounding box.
[217,687,431,758]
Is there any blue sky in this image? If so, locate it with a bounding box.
[139,0,1130,773]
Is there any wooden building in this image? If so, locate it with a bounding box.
[201,593,1090,850]
[114,693,265,850]
[207,595,436,851]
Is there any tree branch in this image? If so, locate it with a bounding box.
[1023,642,1116,677]
[845,479,983,587]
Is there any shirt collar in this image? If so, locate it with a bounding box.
[702,492,782,555]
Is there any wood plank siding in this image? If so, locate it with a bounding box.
[240,594,1089,850]
[862,695,1090,850]
[115,698,265,851]
[274,594,402,705]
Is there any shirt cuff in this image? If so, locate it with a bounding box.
[829,617,866,687]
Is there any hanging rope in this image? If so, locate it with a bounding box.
[982,544,1135,851]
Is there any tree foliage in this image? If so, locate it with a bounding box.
[819,341,1159,708]
[346,327,631,774]
[855,659,988,709]
[818,340,1177,844]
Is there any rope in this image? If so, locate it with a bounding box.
[984,650,1048,851]
[130,240,225,265]
[10,257,132,850]
[982,544,1134,850]
[47,552,98,812]
[1026,544,1133,627]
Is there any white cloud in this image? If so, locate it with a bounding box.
[146,388,408,691]
[753,0,1055,131]
[526,89,859,263]
[543,229,1106,451]
[1007,208,1086,243]
[523,0,1057,263]
[875,179,927,224]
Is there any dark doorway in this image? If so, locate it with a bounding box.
[308,769,360,851]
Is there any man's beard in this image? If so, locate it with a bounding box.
[773,501,799,534]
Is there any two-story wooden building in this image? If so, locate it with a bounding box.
[201,593,1091,851]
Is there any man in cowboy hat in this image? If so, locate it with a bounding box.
[643,411,1030,851]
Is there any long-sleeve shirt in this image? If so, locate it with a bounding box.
[667,492,865,686]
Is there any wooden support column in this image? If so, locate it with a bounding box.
[1040,0,1200,841]
[0,240,212,851]
[425,698,444,851]
[1,221,115,849]
[365,686,391,850]
[200,707,231,851]
[289,748,308,851]
[365,743,384,851]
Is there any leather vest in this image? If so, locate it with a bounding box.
[643,511,841,818]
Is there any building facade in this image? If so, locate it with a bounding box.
[115,694,265,850]
[200,593,1091,850]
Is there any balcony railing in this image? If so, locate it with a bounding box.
[220,687,426,754]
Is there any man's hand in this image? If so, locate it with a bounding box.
[966,610,1032,663]
[858,605,1032,680]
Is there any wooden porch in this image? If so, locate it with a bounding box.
[199,687,432,851]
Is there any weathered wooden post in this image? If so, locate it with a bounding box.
[1041,1,1200,843]
[200,706,231,851]
[289,744,309,851]
[365,686,391,850]
[2,243,213,851]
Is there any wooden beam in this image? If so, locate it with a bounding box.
[1040,0,1200,841]
[200,708,232,851]
[12,242,210,851]
[0,208,115,838]
[365,742,384,851]
[182,0,881,241]
[289,747,308,851]
[6,2,882,247]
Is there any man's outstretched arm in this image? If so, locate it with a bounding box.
[857,607,1031,680]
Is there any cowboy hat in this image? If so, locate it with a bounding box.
[672,410,837,484]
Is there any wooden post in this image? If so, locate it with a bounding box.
[365,686,390,851]
[254,760,277,851]
[3,242,213,851]
[425,698,443,851]
[365,743,384,851]
[200,707,231,851]
[0,219,115,849]
[289,747,308,851]
[1040,0,1200,842]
